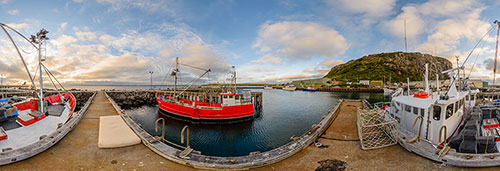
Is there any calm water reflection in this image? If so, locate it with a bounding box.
[125,90,390,157]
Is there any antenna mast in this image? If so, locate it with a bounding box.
[31,29,49,114]
[173,57,179,98]
[493,20,500,86]
[232,66,237,93]
[404,20,408,53]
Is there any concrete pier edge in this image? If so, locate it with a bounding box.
[0,91,97,165]
[104,91,349,170]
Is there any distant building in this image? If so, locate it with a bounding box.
[292,78,329,87]
[468,79,488,88]
[329,81,341,85]
[359,80,370,85]
[370,80,383,87]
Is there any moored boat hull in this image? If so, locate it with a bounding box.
[156,96,255,122]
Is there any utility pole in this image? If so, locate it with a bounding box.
[149,71,154,90]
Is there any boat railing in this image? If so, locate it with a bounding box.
[155,118,166,141]
[439,125,447,144]
[408,116,423,143]
[181,125,190,149]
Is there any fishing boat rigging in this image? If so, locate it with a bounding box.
[0,22,79,164]
[156,57,255,122]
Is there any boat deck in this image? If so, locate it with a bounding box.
[0,104,69,150]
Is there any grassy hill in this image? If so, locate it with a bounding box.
[324,52,452,82]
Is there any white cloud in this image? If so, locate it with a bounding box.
[0,21,229,85]
[417,8,491,54]
[7,9,18,15]
[75,31,97,41]
[324,0,396,25]
[383,6,424,39]
[319,59,343,68]
[0,0,11,4]
[72,0,84,3]
[252,54,282,64]
[96,0,181,19]
[384,0,489,53]
[329,0,396,18]
[253,21,349,61]
[60,22,68,30]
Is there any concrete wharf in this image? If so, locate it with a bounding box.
[1,92,498,170]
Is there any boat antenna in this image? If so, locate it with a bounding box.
[404,19,408,53]
[492,20,500,86]
[31,28,49,114]
[232,66,237,93]
[0,23,39,98]
[172,57,179,98]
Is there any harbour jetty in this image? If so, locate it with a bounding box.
[1,91,497,170]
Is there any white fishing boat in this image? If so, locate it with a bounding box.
[283,85,296,91]
[264,85,273,90]
[383,88,394,94]
[383,20,500,167]
[0,23,88,165]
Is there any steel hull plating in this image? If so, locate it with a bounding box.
[156,97,255,121]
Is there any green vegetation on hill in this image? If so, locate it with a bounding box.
[324,52,452,82]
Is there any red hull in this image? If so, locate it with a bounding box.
[156,96,255,120]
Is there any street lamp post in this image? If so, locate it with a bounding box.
[149,71,154,90]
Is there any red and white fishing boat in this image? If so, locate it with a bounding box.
[156,57,255,122]
[0,23,81,164]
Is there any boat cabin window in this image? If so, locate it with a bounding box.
[454,102,458,113]
[405,105,411,112]
[446,104,453,119]
[224,96,228,98]
[461,99,464,108]
[235,96,240,100]
[420,108,425,117]
[229,96,233,99]
[413,107,418,115]
[466,95,470,101]
[433,105,441,121]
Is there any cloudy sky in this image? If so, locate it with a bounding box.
[0,0,500,86]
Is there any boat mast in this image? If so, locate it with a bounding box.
[174,57,179,98]
[493,20,500,86]
[32,29,49,114]
[232,66,237,93]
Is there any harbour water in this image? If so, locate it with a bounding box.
[123,89,390,157]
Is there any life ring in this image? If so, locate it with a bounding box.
[413,92,428,98]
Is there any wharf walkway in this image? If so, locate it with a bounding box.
[1,94,499,170]
[0,92,192,170]
[257,101,483,170]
